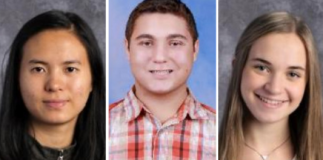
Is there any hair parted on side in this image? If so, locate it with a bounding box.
[125,0,198,44]
[0,10,105,160]
[220,11,323,160]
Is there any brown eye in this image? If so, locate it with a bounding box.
[170,41,183,47]
[289,72,300,78]
[31,67,45,73]
[144,42,152,46]
[139,41,153,47]
[66,67,78,73]
[255,65,269,72]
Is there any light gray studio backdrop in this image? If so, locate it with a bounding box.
[219,0,323,124]
[0,0,105,99]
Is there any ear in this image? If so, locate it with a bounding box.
[193,39,199,61]
[124,38,130,60]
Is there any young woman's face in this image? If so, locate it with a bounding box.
[20,29,92,126]
[241,33,307,124]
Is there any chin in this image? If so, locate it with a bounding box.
[145,84,176,94]
[40,116,75,125]
[45,119,68,125]
[253,114,288,124]
[147,88,174,95]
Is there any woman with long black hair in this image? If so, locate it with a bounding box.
[0,10,105,160]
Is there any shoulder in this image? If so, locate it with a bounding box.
[199,102,216,121]
[200,103,216,115]
[109,99,124,111]
[109,99,125,114]
[188,96,216,122]
[187,89,216,120]
[109,99,127,122]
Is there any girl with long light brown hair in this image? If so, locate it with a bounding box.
[220,12,323,160]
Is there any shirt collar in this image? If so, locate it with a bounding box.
[123,87,144,122]
[28,134,76,159]
[123,87,210,122]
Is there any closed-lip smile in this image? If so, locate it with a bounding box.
[43,99,69,108]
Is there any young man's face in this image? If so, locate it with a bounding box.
[125,13,198,96]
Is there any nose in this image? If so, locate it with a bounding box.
[45,71,64,92]
[153,43,167,63]
[264,74,283,95]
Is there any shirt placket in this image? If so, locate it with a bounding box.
[152,115,182,160]
[57,149,64,160]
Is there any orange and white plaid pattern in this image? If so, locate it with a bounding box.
[109,89,216,160]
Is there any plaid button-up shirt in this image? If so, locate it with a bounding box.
[109,89,216,160]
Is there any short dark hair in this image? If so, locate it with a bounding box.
[125,0,198,43]
[0,10,105,160]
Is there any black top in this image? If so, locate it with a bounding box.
[28,136,76,160]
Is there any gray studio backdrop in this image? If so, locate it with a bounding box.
[219,0,323,124]
[0,0,105,100]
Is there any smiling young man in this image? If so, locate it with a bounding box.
[109,0,216,159]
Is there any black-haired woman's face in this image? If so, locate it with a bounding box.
[19,29,92,126]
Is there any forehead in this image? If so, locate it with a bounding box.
[24,29,80,47]
[132,13,192,40]
[23,29,87,60]
[249,33,306,68]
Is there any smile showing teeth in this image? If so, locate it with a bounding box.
[256,94,287,105]
[150,70,173,74]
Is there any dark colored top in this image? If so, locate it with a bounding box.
[28,136,76,160]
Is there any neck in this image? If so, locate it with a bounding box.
[243,117,293,158]
[135,84,188,123]
[29,118,77,149]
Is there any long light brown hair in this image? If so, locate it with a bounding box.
[219,12,323,160]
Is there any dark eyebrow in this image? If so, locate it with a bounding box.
[252,58,305,71]
[63,60,82,65]
[28,59,81,65]
[134,34,188,41]
[29,59,48,65]
[167,34,187,40]
[135,34,154,40]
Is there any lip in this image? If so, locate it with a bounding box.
[149,69,173,79]
[43,99,69,109]
[255,94,289,109]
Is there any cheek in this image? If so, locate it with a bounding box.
[241,69,265,91]
[130,48,151,61]
[69,78,92,98]
[130,53,149,68]
[241,70,264,104]
[173,49,193,60]
[21,88,38,106]
[241,69,254,91]
[68,79,92,112]
[19,74,42,103]
[20,83,42,114]
[289,82,306,103]
[171,52,194,69]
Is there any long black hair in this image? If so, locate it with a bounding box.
[0,10,105,160]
